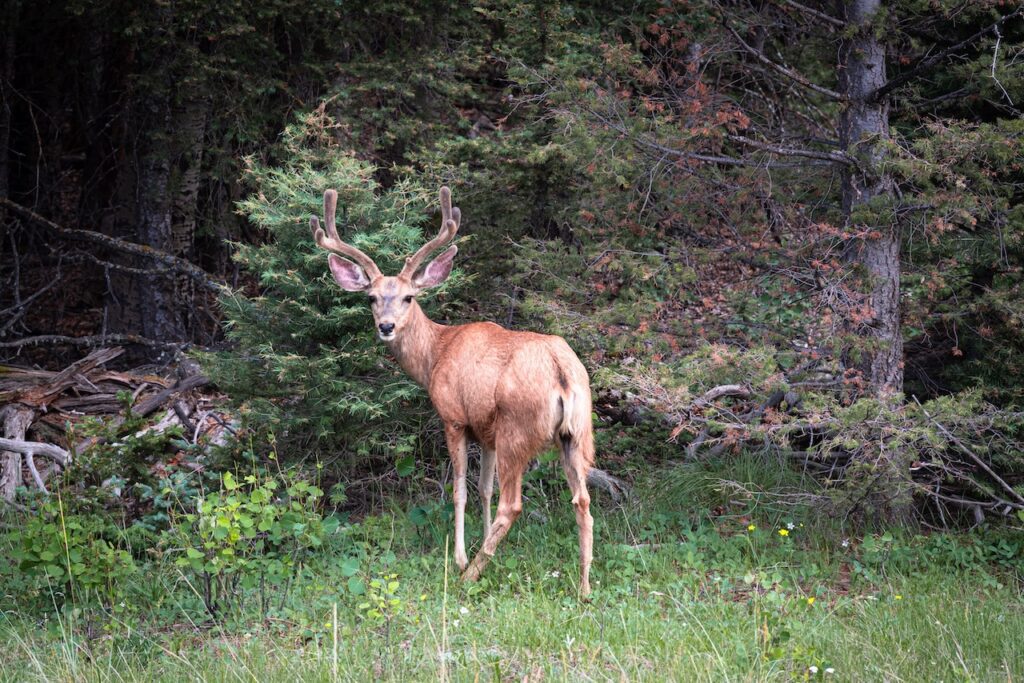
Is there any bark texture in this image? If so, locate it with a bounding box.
[0,405,33,501]
[838,0,903,398]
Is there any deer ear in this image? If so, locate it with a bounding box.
[413,245,457,289]
[328,254,371,291]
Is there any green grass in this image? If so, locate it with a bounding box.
[2,472,1023,682]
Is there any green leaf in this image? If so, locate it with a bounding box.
[408,506,430,527]
[396,455,415,477]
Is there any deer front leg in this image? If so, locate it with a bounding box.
[478,446,496,533]
[445,425,469,571]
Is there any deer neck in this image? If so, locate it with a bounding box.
[386,302,445,389]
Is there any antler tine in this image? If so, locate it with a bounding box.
[399,186,460,279]
[311,189,382,281]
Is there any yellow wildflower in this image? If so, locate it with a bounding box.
[747,524,756,532]
[778,529,789,537]
[806,597,815,606]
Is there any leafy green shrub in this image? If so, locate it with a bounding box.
[10,503,136,609]
[165,469,338,616]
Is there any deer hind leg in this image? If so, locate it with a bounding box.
[478,446,496,533]
[560,435,594,597]
[445,425,470,571]
[462,457,522,583]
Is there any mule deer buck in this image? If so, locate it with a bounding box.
[311,186,595,595]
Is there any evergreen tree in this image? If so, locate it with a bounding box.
[200,110,463,466]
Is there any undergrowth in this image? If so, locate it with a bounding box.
[2,454,1022,682]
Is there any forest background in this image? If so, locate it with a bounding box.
[1,1,1023,680]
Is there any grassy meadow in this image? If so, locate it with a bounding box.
[2,460,1022,682]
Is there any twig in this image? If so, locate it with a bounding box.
[777,0,845,27]
[990,24,1014,107]
[0,271,61,335]
[725,24,844,101]
[25,453,49,494]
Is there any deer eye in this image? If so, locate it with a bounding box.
[368,295,377,304]
[403,295,414,304]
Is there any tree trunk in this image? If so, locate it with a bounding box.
[170,96,209,337]
[0,405,33,502]
[137,141,186,343]
[0,1,20,200]
[838,0,902,399]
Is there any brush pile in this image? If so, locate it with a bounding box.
[0,347,233,502]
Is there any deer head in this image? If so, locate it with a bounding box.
[312,187,460,341]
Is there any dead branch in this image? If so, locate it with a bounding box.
[0,437,70,467]
[775,0,845,27]
[726,134,854,166]
[698,384,752,404]
[0,197,226,294]
[724,24,844,101]
[915,398,1024,507]
[0,334,184,350]
[25,452,48,494]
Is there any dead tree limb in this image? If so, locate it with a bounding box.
[0,437,71,467]
[0,334,185,351]
[0,197,226,294]
[725,24,844,101]
[915,399,1024,507]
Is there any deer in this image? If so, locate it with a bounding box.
[310,186,595,596]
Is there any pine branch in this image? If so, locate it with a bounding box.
[868,7,1024,103]
[585,109,849,169]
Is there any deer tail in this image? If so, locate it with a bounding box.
[557,368,596,469]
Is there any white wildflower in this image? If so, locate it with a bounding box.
[808,665,818,674]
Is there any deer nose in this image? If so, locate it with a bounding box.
[378,322,395,336]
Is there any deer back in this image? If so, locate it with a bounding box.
[428,322,591,465]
